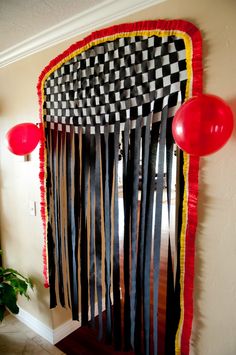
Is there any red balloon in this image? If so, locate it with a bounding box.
[172,94,234,156]
[6,123,41,156]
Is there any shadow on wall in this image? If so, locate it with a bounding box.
[228,97,236,135]
[28,274,50,314]
[191,158,212,355]
[191,95,236,355]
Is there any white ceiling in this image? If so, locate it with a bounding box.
[0,0,164,67]
[0,0,105,52]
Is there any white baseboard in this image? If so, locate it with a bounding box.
[53,317,81,344]
[15,308,54,343]
[15,293,110,344]
[15,308,80,345]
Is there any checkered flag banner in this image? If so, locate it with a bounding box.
[44,34,187,130]
[38,20,202,355]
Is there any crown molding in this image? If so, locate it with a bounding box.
[0,0,165,68]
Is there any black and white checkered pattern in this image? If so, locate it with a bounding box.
[44,35,187,131]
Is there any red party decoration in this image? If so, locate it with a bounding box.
[172,94,234,156]
[6,123,41,156]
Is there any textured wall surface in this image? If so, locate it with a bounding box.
[0,0,103,51]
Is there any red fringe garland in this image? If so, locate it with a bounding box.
[37,20,202,350]
[180,26,202,355]
[181,156,200,354]
[37,90,49,288]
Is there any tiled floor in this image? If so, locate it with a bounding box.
[0,315,66,355]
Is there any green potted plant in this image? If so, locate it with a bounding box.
[0,250,33,321]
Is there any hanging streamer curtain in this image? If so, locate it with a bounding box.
[38,20,202,355]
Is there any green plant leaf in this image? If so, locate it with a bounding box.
[9,277,28,295]
[1,268,33,290]
[0,305,5,321]
[0,283,19,314]
[2,268,26,280]
[0,254,33,322]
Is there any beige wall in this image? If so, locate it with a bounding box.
[0,0,236,353]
